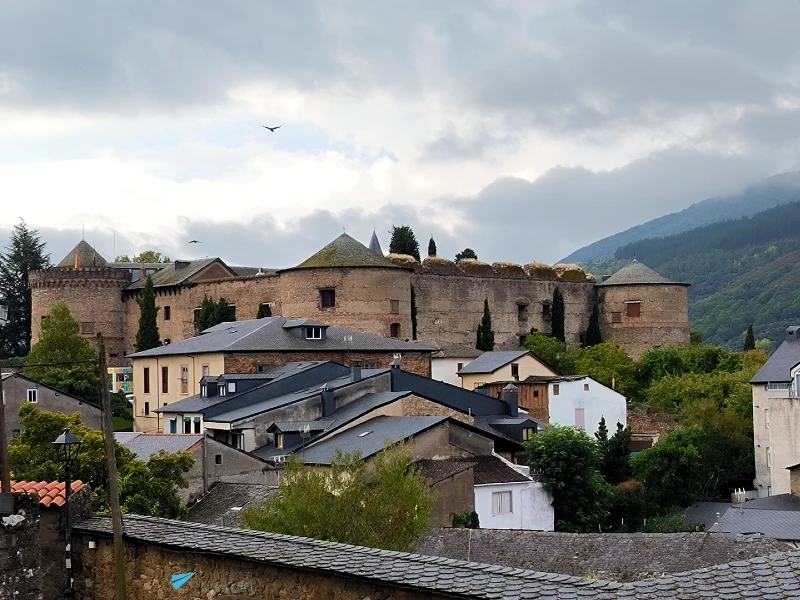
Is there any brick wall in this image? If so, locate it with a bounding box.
[223,351,431,377]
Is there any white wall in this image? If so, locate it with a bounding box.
[548,377,626,435]
[432,357,474,387]
[474,481,554,530]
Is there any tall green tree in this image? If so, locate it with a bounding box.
[551,287,565,343]
[476,299,494,351]
[595,419,632,485]
[526,425,612,532]
[242,445,435,552]
[743,324,756,351]
[410,285,418,340]
[115,250,171,263]
[0,221,50,356]
[9,404,193,517]
[523,331,578,375]
[135,275,160,351]
[455,248,478,263]
[427,236,437,257]
[25,302,100,402]
[585,299,602,347]
[195,296,236,333]
[388,225,421,261]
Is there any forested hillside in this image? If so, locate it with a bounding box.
[581,202,800,348]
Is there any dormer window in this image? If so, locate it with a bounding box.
[201,385,207,397]
[219,385,226,396]
[306,326,323,340]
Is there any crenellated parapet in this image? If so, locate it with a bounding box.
[387,255,594,283]
[30,267,132,289]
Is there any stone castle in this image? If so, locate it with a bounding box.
[29,233,690,365]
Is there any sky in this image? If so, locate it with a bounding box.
[2,1,800,268]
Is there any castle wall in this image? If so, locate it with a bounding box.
[597,284,690,359]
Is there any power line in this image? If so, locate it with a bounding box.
[19,359,98,368]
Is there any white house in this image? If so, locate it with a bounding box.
[472,454,554,531]
[458,350,557,390]
[431,344,483,387]
[547,376,627,434]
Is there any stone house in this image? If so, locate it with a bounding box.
[457,350,557,390]
[1,373,102,439]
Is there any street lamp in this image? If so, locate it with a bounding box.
[53,428,82,599]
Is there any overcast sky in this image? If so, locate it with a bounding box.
[2,1,800,268]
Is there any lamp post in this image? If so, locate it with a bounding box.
[53,428,82,599]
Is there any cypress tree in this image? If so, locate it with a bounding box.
[428,236,437,257]
[744,324,756,351]
[476,324,482,350]
[388,225,421,261]
[477,299,494,351]
[585,299,602,347]
[552,287,565,343]
[410,285,418,340]
[135,275,161,351]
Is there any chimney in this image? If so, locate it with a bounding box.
[350,365,362,382]
[321,384,335,417]
[503,383,519,417]
[787,326,800,342]
[390,356,402,369]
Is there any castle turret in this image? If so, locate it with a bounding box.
[30,242,131,365]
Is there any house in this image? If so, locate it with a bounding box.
[127,317,435,432]
[1,373,102,440]
[186,482,277,528]
[115,432,275,504]
[750,325,800,496]
[457,350,556,390]
[431,343,482,386]
[476,375,627,434]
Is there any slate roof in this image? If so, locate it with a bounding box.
[289,233,402,270]
[299,416,448,465]
[472,455,531,485]
[432,343,483,359]
[751,328,800,382]
[368,230,383,255]
[457,351,530,375]
[115,432,203,461]
[5,480,86,508]
[595,259,687,287]
[417,458,476,485]
[128,317,435,358]
[710,508,800,541]
[419,529,795,583]
[187,483,277,528]
[56,240,108,268]
[75,515,800,598]
[738,494,800,511]
[125,257,232,290]
[683,501,732,530]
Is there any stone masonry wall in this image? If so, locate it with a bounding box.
[74,537,452,600]
[224,351,431,377]
[0,494,41,600]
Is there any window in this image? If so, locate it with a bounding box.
[553,384,560,396]
[161,366,169,394]
[306,326,323,340]
[11,429,20,439]
[390,299,400,314]
[767,447,772,468]
[144,402,150,416]
[202,364,210,377]
[390,323,401,338]
[143,367,151,394]
[492,491,513,515]
[181,366,189,395]
[201,385,207,397]
[232,433,244,450]
[523,428,535,441]
[611,312,622,323]
[219,385,226,397]
[215,454,223,465]
[26,388,38,403]
[542,304,551,318]
[518,305,528,321]
[163,338,171,345]
[768,382,791,390]
[227,382,236,393]
[626,302,641,318]
[169,419,177,434]
[511,363,519,379]
[320,289,336,309]
[275,433,284,449]
[519,336,527,347]
[164,306,171,321]
[364,362,377,369]
[533,390,539,398]
[457,362,463,371]
[584,383,590,391]
[765,408,770,429]
[184,417,192,434]
[80,322,95,335]
[193,417,201,434]
[574,408,585,429]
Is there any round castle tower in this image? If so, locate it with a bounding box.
[30,241,131,366]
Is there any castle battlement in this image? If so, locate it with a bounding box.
[30,267,132,288]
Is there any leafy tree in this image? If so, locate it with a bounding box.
[526,425,612,532]
[606,480,649,532]
[455,248,478,263]
[410,285,418,340]
[0,221,50,356]
[575,342,637,400]
[256,302,272,319]
[551,287,565,343]
[110,391,133,421]
[755,338,772,353]
[25,302,100,402]
[195,296,236,333]
[135,275,160,352]
[452,511,480,528]
[242,445,435,552]
[388,225,421,261]
[595,419,632,485]
[476,299,494,351]
[115,251,171,263]
[690,331,703,345]
[523,331,578,375]
[427,236,437,257]
[585,299,602,347]
[8,404,193,517]
[743,324,755,351]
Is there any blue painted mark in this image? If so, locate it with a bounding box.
[171,572,196,590]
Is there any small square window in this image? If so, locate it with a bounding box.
[390,323,401,338]
[584,383,590,391]
[611,312,622,324]
[215,454,223,465]
[511,363,519,379]
[79,322,95,335]
[144,402,150,416]
[390,299,400,314]
[542,304,551,318]
[202,364,210,377]
[164,306,171,321]
[306,326,323,340]
[163,338,171,345]
[320,289,336,309]
[457,362,463,371]
[26,388,38,403]
[227,382,236,393]
[626,302,641,318]
[492,491,513,515]
[522,428,535,441]
[533,390,539,398]
[553,384,560,396]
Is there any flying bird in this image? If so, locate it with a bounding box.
[262,125,281,132]
[188,240,201,244]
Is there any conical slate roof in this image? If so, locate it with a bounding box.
[368,230,383,256]
[595,259,687,286]
[290,233,401,270]
[56,241,108,269]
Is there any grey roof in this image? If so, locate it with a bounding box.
[683,501,733,530]
[75,515,800,598]
[368,229,383,255]
[186,483,277,528]
[417,458,476,485]
[125,257,233,290]
[418,529,793,583]
[457,351,529,375]
[432,343,483,359]
[739,494,800,511]
[751,330,800,383]
[270,420,333,433]
[56,240,108,268]
[289,233,402,270]
[299,416,448,465]
[115,432,202,461]
[595,259,687,286]
[128,317,435,358]
[472,455,531,485]
[711,507,800,540]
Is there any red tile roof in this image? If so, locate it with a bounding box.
[1,480,86,507]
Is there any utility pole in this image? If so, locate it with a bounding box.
[97,334,127,600]
[0,306,11,496]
